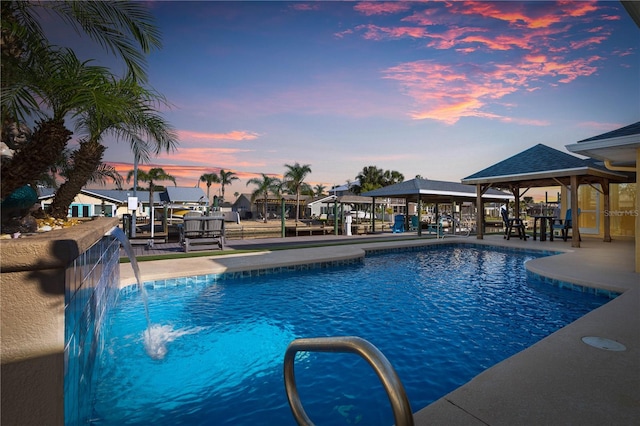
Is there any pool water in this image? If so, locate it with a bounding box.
[91,247,610,425]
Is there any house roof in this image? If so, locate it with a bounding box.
[362,178,512,203]
[163,186,207,204]
[462,143,630,187]
[566,121,640,167]
[577,121,640,143]
[39,187,209,205]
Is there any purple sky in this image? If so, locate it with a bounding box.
[48,1,639,199]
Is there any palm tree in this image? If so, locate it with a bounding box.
[127,167,176,236]
[353,166,404,194]
[383,169,405,186]
[1,0,162,223]
[246,174,281,223]
[313,184,326,197]
[353,166,385,194]
[218,169,239,202]
[283,162,312,223]
[199,172,219,207]
[48,76,176,218]
[2,49,103,200]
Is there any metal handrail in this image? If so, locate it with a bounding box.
[283,336,414,426]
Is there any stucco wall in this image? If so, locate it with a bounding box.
[0,218,119,426]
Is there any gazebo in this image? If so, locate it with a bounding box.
[362,178,513,235]
[461,144,632,247]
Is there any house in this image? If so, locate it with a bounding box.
[232,193,312,220]
[39,187,208,219]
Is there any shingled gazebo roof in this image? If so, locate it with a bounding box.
[462,144,629,188]
[362,177,512,203]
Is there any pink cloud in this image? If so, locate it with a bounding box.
[108,161,271,188]
[451,1,599,29]
[177,130,261,143]
[383,51,602,125]
[570,36,607,50]
[354,1,413,16]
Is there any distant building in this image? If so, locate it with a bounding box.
[39,187,207,219]
[232,193,312,220]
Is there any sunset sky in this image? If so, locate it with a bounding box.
[48,1,639,200]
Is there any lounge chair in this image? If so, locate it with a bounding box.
[552,208,581,242]
[392,214,405,233]
[501,207,528,240]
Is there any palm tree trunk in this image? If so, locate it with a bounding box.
[1,119,72,200]
[49,140,105,219]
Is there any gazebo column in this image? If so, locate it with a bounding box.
[475,184,489,239]
[417,197,422,237]
[405,198,409,231]
[570,175,580,248]
[475,185,482,239]
[371,197,376,233]
[602,179,611,242]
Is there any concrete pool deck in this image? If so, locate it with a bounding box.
[120,234,639,425]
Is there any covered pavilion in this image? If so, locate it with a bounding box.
[362,178,513,235]
[461,143,632,248]
[566,121,639,271]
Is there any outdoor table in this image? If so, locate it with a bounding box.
[533,215,555,241]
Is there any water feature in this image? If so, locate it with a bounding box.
[90,246,613,425]
[107,226,171,360]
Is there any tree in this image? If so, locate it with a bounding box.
[218,169,239,202]
[199,172,219,207]
[383,169,404,186]
[353,166,384,194]
[312,184,326,197]
[48,75,176,218]
[1,0,164,225]
[353,166,404,194]
[246,174,281,223]
[283,162,312,223]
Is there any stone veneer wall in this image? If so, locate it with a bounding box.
[1,218,120,426]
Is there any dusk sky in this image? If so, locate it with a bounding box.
[49,1,639,199]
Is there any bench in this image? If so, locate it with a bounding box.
[180,216,225,252]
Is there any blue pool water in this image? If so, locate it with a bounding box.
[91,246,611,425]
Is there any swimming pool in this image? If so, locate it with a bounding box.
[90,246,611,425]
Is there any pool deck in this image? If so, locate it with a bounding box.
[120,233,639,425]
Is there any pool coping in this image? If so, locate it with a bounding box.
[119,235,639,425]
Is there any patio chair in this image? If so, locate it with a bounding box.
[392,214,405,233]
[180,211,204,244]
[501,207,528,240]
[409,215,419,231]
[203,215,225,249]
[552,208,581,242]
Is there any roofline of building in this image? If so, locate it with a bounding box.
[566,134,640,161]
[461,166,628,185]
[417,189,513,199]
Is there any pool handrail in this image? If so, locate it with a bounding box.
[283,336,414,426]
